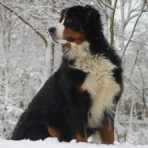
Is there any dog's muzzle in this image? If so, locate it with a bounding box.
[48,27,58,42]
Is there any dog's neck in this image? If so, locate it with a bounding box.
[62,41,106,74]
[63,41,90,60]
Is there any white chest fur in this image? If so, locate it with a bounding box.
[68,42,120,128]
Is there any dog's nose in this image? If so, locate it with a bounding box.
[48,27,56,35]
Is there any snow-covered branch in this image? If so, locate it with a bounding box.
[121,0,146,58]
[0,1,48,47]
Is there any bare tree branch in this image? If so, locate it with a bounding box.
[124,13,140,29]
[138,66,147,109]
[0,1,48,47]
[126,0,132,20]
[96,0,114,10]
[130,48,140,75]
[121,0,146,58]
[124,76,142,98]
[120,0,125,50]
[116,34,148,47]
[110,0,118,46]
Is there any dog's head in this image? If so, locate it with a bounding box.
[49,5,102,47]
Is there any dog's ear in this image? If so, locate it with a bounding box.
[84,5,102,40]
[61,8,68,16]
[60,8,69,22]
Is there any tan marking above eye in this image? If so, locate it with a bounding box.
[63,28,86,44]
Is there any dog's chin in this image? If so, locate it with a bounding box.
[50,34,67,44]
[56,39,68,45]
[50,36,71,55]
[50,36,58,43]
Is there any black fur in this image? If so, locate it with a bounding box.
[12,64,91,141]
[11,5,123,141]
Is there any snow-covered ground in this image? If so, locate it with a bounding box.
[0,138,147,148]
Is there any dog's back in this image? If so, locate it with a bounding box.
[11,72,67,140]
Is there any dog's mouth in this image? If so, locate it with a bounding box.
[51,38,71,55]
[62,42,71,54]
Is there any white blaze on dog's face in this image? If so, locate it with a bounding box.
[55,19,65,41]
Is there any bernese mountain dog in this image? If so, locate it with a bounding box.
[11,5,123,144]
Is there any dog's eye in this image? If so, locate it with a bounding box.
[65,18,72,24]
[66,37,75,42]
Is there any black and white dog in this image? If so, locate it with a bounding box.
[12,5,123,144]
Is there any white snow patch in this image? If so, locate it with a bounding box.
[0,138,148,148]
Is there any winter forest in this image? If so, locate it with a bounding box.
[0,0,148,146]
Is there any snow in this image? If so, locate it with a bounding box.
[0,138,147,148]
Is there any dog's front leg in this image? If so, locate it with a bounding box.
[48,127,63,141]
[75,131,87,142]
[99,114,114,144]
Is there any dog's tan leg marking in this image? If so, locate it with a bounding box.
[75,131,87,142]
[99,116,114,144]
[48,127,62,140]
